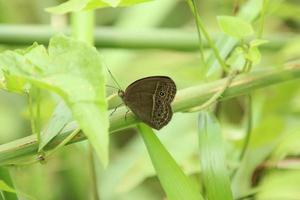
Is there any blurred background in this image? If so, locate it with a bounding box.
[0,0,300,199]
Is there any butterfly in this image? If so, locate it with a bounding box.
[118,76,176,130]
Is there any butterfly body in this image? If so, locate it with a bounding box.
[119,76,176,130]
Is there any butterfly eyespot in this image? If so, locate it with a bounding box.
[159,91,165,96]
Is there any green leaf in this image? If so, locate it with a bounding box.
[246,46,261,64]
[0,35,109,167]
[207,0,262,75]
[0,180,35,200]
[0,180,15,193]
[137,123,204,200]
[38,101,72,151]
[0,167,18,200]
[217,15,254,39]
[198,112,233,200]
[46,0,154,14]
[250,39,269,47]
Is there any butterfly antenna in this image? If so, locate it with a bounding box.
[106,84,120,90]
[99,53,123,91]
[106,67,123,90]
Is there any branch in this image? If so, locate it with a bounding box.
[0,25,292,51]
[0,64,299,165]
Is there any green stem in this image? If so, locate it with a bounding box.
[257,0,268,39]
[0,65,300,165]
[239,95,252,161]
[46,128,80,158]
[188,0,206,66]
[187,0,228,72]
[71,10,100,200]
[28,90,36,138]
[0,25,291,51]
[71,11,94,44]
[35,89,41,148]
[186,70,238,112]
[89,147,100,200]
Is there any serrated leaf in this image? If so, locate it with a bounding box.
[0,35,109,167]
[137,123,204,200]
[198,112,233,200]
[217,16,254,39]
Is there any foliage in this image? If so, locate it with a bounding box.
[0,35,109,167]
[0,0,299,200]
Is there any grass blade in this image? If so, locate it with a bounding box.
[198,112,233,200]
[137,123,204,200]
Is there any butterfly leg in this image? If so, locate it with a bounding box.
[110,103,124,116]
[124,109,130,121]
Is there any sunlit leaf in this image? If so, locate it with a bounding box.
[38,101,72,151]
[138,123,204,200]
[0,35,109,167]
[0,180,15,193]
[198,112,233,200]
[46,0,154,14]
[217,16,254,39]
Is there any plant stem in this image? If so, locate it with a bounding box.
[28,89,36,138]
[257,0,268,39]
[239,95,252,161]
[0,64,300,165]
[89,147,100,200]
[186,70,238,112]
[187,0,228,72]
[71,11,94,44]
[0,25,290,51]
[187,0,206,66]
[71,10,101,200]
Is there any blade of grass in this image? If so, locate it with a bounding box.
[0,167,17,200]
[0,179,35,200]
[137,123,204,200]
[198,112,233,200]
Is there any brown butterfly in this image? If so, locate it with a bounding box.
[118,76,176,130]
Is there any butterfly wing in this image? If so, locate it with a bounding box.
[123,76,176,130]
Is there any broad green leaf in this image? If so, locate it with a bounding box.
[217,16,254,39]
[0,35,109,167]
[38,101,72,151]
[207,0,262,75]
[137,123,204,200]
[198,112,233,200]
[46,0,154,14]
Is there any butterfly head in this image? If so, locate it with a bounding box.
[118,89,125,99]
